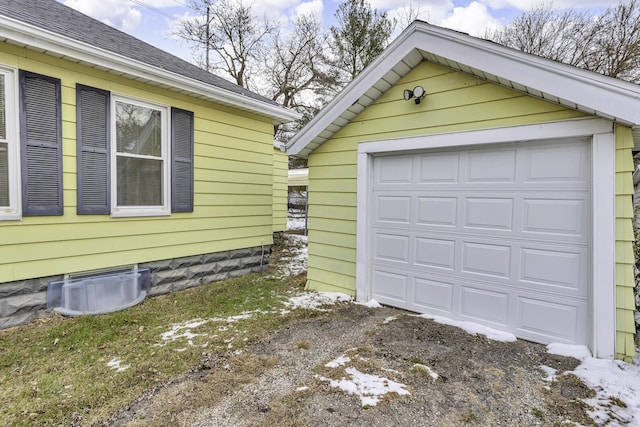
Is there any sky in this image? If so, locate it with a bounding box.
[57,0,623,64]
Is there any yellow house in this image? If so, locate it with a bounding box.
[0,0,298,327]
[287,21,639,361]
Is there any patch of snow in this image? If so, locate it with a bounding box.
[273,233,308,278]
[107,358,130,372]
[283,292,353,311]
[317,367,410,407]
[547,343,592,359]
[325,355,351,368]
[547,344,640,425]
[413,363,438,381]
[157,311,267,347]
[419,314,517,342]
[287,216,307,231]
[357,299,382,308]
[539,365,558,382]
[296,386,309,392]
[382,316,397,324]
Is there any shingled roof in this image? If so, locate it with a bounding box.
[0,0,298,123]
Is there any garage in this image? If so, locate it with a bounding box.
[286,21,640,360]
[370,138,590,345]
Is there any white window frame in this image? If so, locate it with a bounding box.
[110,95,170,217]
[0,65,21,220]
[356,118,616,359]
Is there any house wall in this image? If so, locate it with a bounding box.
[305,60,636,360]
[615,125,637,361]
[0,45,276,286]
[273,147,288,232]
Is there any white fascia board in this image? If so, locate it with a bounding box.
[412,25,640,125]
[0,16,300,124]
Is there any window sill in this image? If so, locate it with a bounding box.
[111,208,170,218]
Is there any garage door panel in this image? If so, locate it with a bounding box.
[520,247,585,291]
[417,196,458,227]
[466,149,517,183]
[376,196,411,223]
[516,296,584,343]
[372,269,408,303]
[464,197,514,230]
[459,286,509,325]
[418,153,460,183]
[374,233,410,263]
[523,143,589,184]
[523,198,587,237]
[370,138,590,346]
[375,155,413,184]
[415,237,456,270]
[462,242,512,278]
[413,277,454,313]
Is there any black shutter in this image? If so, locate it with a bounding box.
[171,107,194,212]
[76,85,110,214]
[20,71,63,216]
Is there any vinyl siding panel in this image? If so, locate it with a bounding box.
[305,60,593,303]
[273,148,288,232]
[614,125,636,361]
[0,44,277,282]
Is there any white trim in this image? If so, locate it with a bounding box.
[356,119,616,358]
[0,16,299,125]
[591,131,616,359]
[110,95,171,218]
[0,65,21,221]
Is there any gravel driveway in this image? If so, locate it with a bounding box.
[107,302,600,427]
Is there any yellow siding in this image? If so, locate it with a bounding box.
[306,60,589,296]
[273,148,288,232]
[0,43,277,282]
[614,125,637,362]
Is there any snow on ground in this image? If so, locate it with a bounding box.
[107,358,130,372]
[412,363,439,381]
[319,355,410,407]
[547,343,640,426]
[272,233,308,278]
[281,291,352,313]
[418,313,517,342]
[287,209,306,231]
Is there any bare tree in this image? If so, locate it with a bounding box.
[175,0,275,89]
[396,3,428,30]
[487,0,640,83]
[328,0,395,82]
[265,14,340,141]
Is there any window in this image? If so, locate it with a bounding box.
[112,97,169,216]
[77,84,194,217]
[0,67,20,219]
[0,68,63,220]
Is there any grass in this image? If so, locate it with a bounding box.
[0,268,312,426]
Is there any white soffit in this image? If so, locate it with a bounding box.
[286,21,640,158]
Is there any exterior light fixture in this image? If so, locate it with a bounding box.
[403,85,426,104]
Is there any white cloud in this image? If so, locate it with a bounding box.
[62,0,142,30]
[479,0,620,10]
[294,0,325,21]
[440,1,501,36]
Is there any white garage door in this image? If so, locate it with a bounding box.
[371,138,590,345]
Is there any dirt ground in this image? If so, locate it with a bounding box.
[103,301,600,427]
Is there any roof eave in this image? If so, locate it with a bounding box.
[0,15,300,125]
[287,21,640,157]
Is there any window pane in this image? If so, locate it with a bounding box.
[0,142,8,206]
[0,74,5,140]
[116,101,161,157]
[116,156,162,206]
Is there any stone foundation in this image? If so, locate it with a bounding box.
[0,245,271,329]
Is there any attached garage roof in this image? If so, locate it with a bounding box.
[286,20,640,158]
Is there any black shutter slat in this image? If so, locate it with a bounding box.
[76,85,110,214]
[171,107,194,213]
[20,71,62,216]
